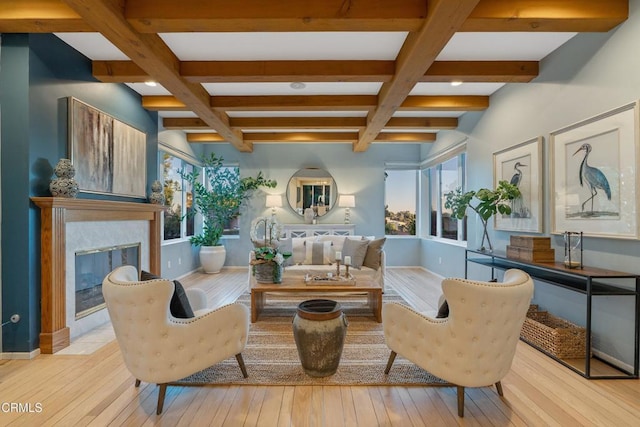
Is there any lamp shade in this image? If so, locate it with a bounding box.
[338,195,355,208]
[265,194,283,208]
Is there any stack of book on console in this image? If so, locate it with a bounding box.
[506,235,555,263]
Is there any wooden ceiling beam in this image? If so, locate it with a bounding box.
[244,132,358,143]
[463,0,628,32]
[423,61,538,83]
[374,133,436,142]
[146,95,488,112]
[355,0,482,152]
[92,61,150,83]
[181,61,395,83]
[142,96,188,111]
[162,117,208,129]
[187,132,360,143]
[61,0,251,152]
[1,0,626,34]
[230,117,365,130]
[400,96,489,111]
[94,59,538,83]
[0,0,91,32]
[385,117,458,130]
[186,133,227,143]
[187,131,435,143]
[166,116,367,130]
[165,116,457,131]
[125,0,427,32]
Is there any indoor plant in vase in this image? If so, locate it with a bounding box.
[249,217,292,283]
[444,180,521,252]
[180,153,276,273]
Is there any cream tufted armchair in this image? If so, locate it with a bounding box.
[382,268,534,417]
[102,265,250,415]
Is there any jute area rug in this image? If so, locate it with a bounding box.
[178,287,446,386]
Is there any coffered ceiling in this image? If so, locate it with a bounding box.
[0,1,628,152]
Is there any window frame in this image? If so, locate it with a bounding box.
[159,148,199,244]
[423,150,467,243]
[204,163,242,238]
[384,167,419,237]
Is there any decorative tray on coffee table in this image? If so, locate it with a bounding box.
[304,273,356,286]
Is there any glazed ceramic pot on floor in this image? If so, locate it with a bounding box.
[199,245,226,273]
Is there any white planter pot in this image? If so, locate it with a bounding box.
[199,245,226,274]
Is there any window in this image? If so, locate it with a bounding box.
[385,169,417,236]
[427,153,466,242]
[207,164,241,236]
[161,151,195,241]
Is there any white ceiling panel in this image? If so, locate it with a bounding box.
[158,111,199,118]
[159,32,408,61]
[125,83,172,96]
[437,32,577,61]
[227,111,369,118]
[392,111,464,118]
[203,82,383,96]
[54,33,128,60]
[242,129,358,133]
[410,82,505,96]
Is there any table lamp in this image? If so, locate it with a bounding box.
[338,195,355,224]
[265,194,282,218]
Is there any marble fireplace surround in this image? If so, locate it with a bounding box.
[32,198,164,354]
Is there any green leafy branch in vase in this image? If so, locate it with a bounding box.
[444,180,521,251]
[180,153,276,247]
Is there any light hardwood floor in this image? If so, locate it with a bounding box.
[1,268,639,426]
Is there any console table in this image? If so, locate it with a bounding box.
[465,249,639,379]
[281,224,355,238]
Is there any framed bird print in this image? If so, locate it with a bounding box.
[493,137,543,233]
[550,101,639,239]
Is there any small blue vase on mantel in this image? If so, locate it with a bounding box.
[49,158,79,198]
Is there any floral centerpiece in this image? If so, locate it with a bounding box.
[250,217,291,283]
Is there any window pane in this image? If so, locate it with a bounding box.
[440,157,459,239]
[385,170,416,236]
[429,168,438,237]
[204,165,241,236]
[183,163,195,237]
[161,151,197,241]
[162,153,182,240]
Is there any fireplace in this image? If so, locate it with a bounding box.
[32,197,164,354]
[75,243,141,319]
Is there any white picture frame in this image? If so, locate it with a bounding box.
[493,137,543,233]
[550,101,639,239]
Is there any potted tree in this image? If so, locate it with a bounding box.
[181,153,276,273]
[444,180,521,252]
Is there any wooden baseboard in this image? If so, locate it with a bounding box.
[40,327,70,354]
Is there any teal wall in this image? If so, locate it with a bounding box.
[0,34,158,353]
[422,0,640,367]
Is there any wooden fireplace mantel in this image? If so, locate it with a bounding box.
[31,197,165,354]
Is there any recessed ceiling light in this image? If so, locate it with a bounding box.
[290,82,306,90]
[145,81,158,87]
[450,81,463,87]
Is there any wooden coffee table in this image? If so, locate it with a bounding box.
[250,275,382,323]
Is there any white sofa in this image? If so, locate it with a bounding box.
[249,235,386,290]
[278,235,386,291]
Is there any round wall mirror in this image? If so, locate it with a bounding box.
[286,168,337,217]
